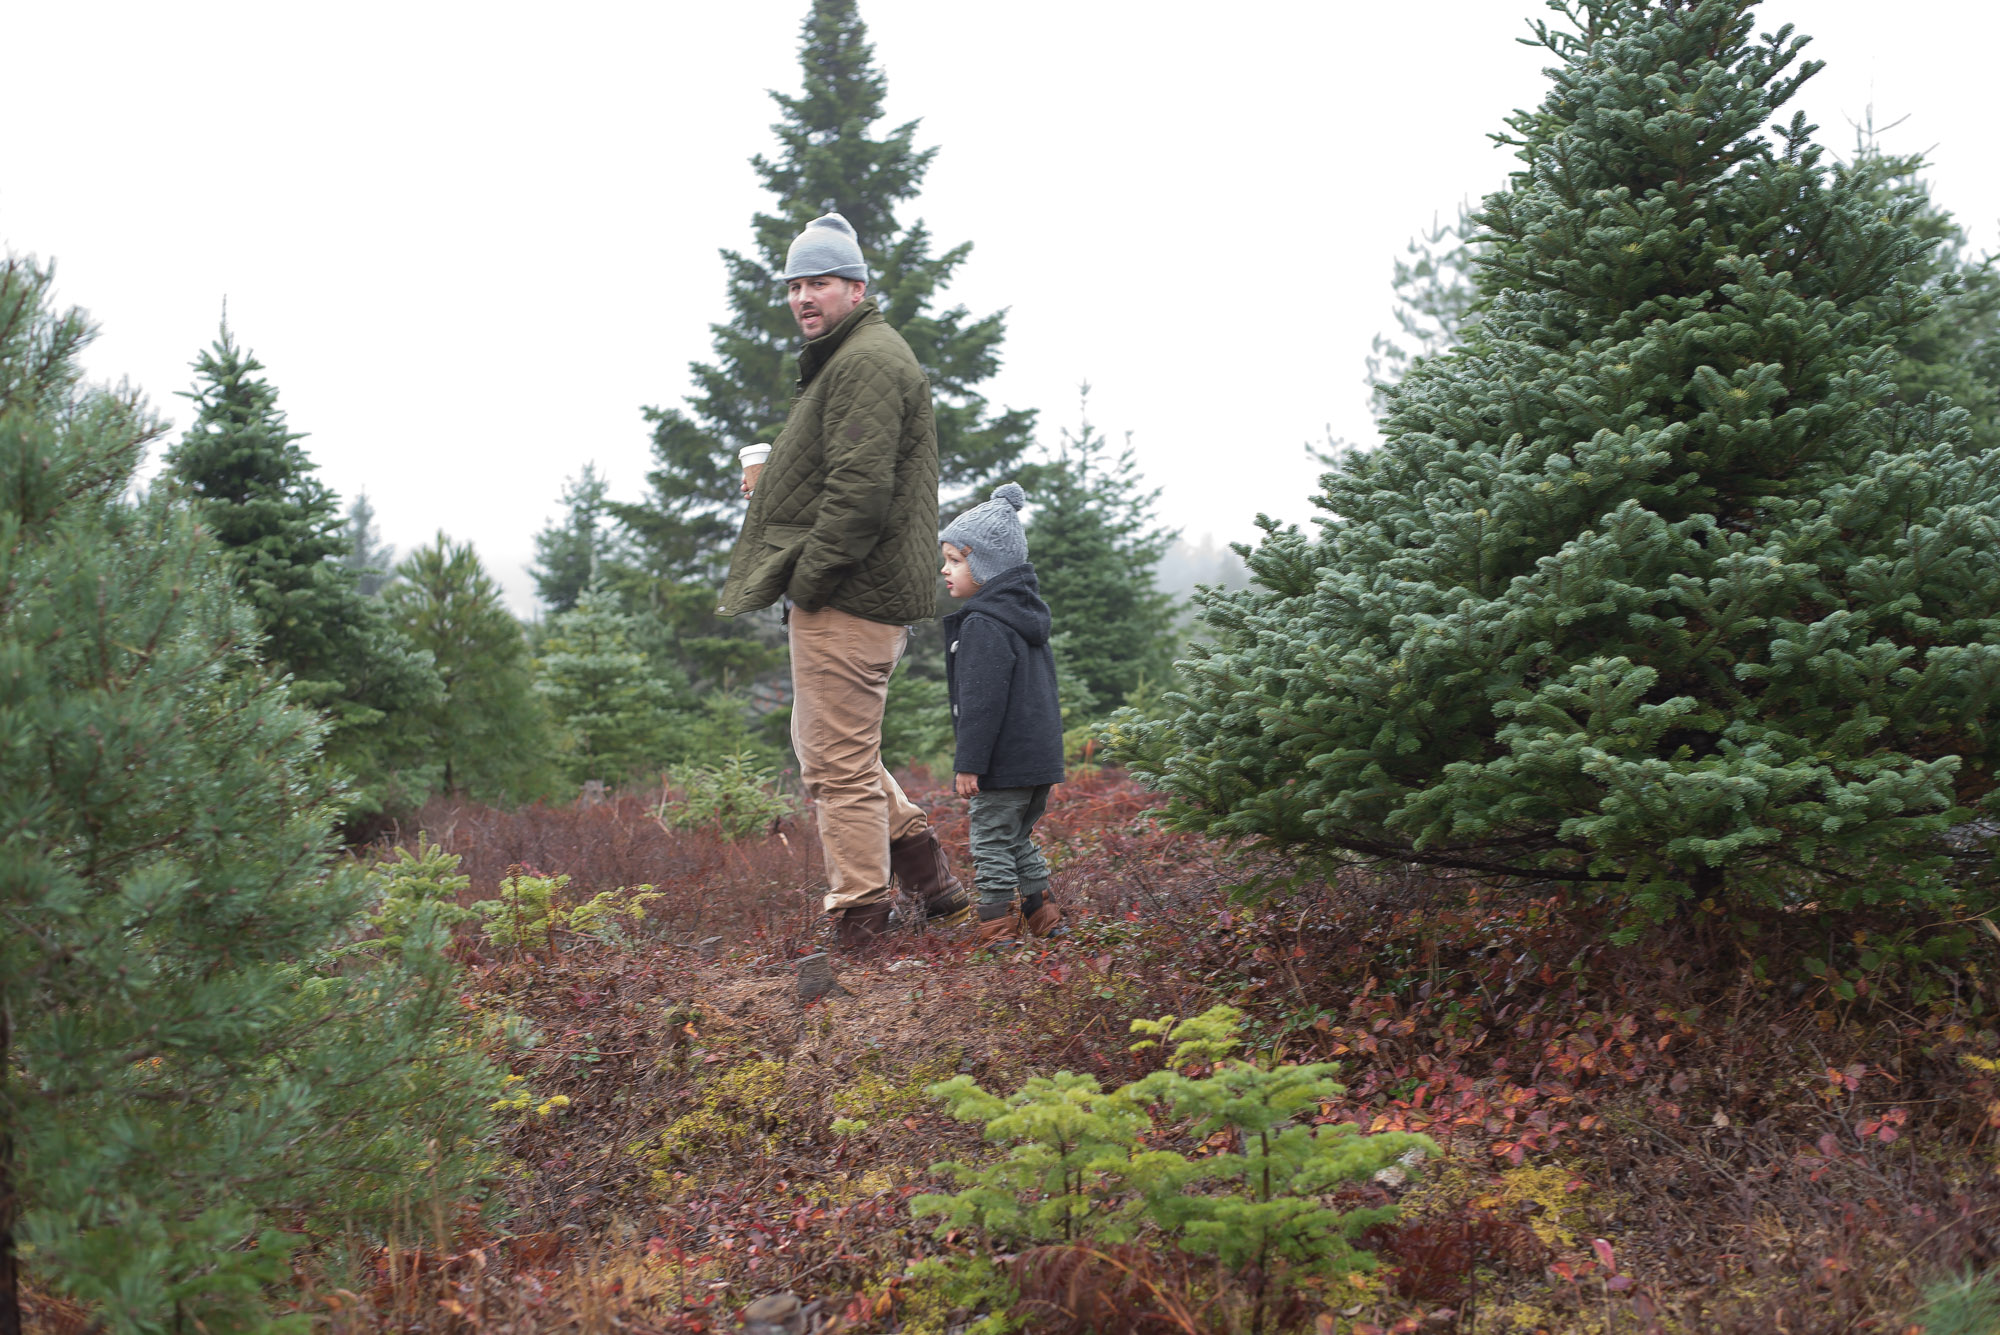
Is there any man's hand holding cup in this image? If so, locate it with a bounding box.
[739,443,772,496]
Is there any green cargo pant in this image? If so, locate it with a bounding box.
[967,783,1053,908]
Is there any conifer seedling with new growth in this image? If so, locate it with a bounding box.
[1121,0,2000,933]
[914,1007,1433,1334]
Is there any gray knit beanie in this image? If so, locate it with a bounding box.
[940,482,1030,585]
[781,212,869,282]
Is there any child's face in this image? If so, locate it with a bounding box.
[940,542,978,599]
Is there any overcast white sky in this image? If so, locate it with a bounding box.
[10,1,1997,615]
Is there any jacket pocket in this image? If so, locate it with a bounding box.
[721,521,815,616]
[747,522,813,593]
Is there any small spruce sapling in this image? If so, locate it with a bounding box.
[475,870,659,951]
[919,1071,1153,1244]
[1129,1008,1433,1322]
[656,751,799,840]
[359,836,478,954]
[914,1006,1433,1302]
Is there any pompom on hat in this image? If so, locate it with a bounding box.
[782,212,870,283]
[940,482,1030,585]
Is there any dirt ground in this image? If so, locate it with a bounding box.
[23,770,2000,1334]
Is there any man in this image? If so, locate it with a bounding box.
[718,212,971,950]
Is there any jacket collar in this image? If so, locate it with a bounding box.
[798,299,880,388]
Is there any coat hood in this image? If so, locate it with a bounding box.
[956,562,1051,647]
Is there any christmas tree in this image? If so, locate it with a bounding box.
[612,0,1033,590]
[342,490,396,596]
[1123,0,2000,930]
[167,324,442,818]
[532,461,613,614]
[1365,204,1486,418]
[387,534,556,800]
[535,581,698,786]
[1025,390,1180,712]
[1849,139,2000,456]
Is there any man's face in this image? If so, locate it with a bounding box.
[787,275,866,339]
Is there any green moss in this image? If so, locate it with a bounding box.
[1486,1301,1606,1333]
[831,1054,957,1123]
[634,1058,789,1189]
[1396,1155,1480,1217]
[1403,1157,1611,1257]
[1477,1163,1594,1250]
[634,1051,963,1198]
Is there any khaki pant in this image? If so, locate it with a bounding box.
[788,605,929,912]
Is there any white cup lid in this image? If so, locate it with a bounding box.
[739,443,772,463]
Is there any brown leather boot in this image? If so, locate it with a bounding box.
[1021,889,1065,938]
[973,901,1023,947]
[832,901,892,954]
[889,828,972,926]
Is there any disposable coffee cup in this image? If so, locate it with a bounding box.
[739,444,772,466]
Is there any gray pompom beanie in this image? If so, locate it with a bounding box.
[941,482,1030,585]
[782,212,870,282]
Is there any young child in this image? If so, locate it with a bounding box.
[938,483,1065,944]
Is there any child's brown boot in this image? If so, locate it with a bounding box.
[1020,889,1065,938]
[973,900,1023,947]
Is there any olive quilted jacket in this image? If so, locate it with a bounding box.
[717,300,940,625]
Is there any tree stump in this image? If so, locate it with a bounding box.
[796,952,845,1003]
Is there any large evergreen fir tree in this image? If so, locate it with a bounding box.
[611,0,1033,591]
[1364,143,1997,448]
[1853,143,2000,456]
[0,257,495,1331]
[1024,391,1180,712]
[167,325,441,816]
[1122,0,2000,930]
[387,534,556,801]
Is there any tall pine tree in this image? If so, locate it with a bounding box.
[0,256,496,1333]
[531,462,611,614]
[343,490,396,596]
[167,325,442,817]
[612,0,1033,590]
[1024,390,1180,712]
[387,534,556,801]
[1123,0,2000,931]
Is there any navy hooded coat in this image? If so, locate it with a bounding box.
[942,562,1065,789]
